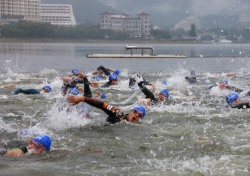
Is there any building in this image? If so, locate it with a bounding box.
[137,12,151,37]
[0,0,41,24]
[0,1,76,27]
[239,14,250,28]
[100,12,151,38]
[175,16,201,31]
[41,4,76,27]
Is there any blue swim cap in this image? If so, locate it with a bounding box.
[71,69,79,76]
[219,80,228,85]
[160,89,170,97]
[191,70,196,77]
[109,74,118,81]
[162,80,167,85]
[42,85,52,92]
[68,88,80,95]
[113,70,120,76]
[226,93,239,104]
[132,106,146,119]
[33,135,52,151]
[95,75,102,81]
[100,93,107,99]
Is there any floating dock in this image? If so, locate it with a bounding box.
[86,54,187,58]
[86,45,187,58]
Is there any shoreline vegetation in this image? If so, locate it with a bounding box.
[0,38,204,44]
[1,21,250,44]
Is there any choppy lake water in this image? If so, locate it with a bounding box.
[0,42,250,176]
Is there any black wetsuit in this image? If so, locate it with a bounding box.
[97,65,111,76]
[0,140,28,156]
[185,76,197,84]
[226,86,250,95]
[83,97,129,124]
[231,102,250,109]
[102,81,112,88]
[138,81,159,105]
[14,88,40,95]
[62,77,92,98]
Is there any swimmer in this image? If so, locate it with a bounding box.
[185,70,198,84]
[13,85,52,95]
[67,95,146,124]
[61,70,97,96]
[134,75,170,106]
[0,135,52,157]
[102,73,119,88]
[226,93,250,109]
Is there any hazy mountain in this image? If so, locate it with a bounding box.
[41,0,117,25]
[97,0,250,28]
[41,0,250,28]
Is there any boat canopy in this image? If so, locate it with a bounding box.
[126,45,155,56]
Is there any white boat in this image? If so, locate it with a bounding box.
[218,39,232,43]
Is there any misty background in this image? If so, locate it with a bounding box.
[42,0,250,28]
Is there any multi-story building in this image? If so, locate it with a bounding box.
[137,12,151,37]
[100,12,151,38]
[239,14,250,28]
[0,0,41,24]
[41,4,76,27]
[175,16,201,31]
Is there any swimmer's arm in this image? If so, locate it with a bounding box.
[84,97,121,116]
[232,102,250,109]
[151,83,156,92]
[4,148,25,157]
[227,86,243,93]
[139,98,151,106]
[1,83,16,89]
[67,95,120,116]
[227,72,237,77]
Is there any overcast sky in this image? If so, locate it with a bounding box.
[97,0,250,17]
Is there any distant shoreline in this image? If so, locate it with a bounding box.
[0,38,204,44]
[1,38,248,44]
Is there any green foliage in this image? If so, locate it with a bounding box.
[151,29,171,39]
[0,21,129,40]
[1,21,250,42]
[0,21,54,38]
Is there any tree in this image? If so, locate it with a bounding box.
[189,24,197,37]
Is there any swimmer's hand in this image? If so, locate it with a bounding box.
[134,75,144,83]
[67,95,85,105]
[4,149,24,157]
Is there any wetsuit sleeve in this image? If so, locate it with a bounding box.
[4,140,28,154]
[102,81,112,88]
[0,150,7,156]
[138,82,156,101]
[84,97,124,123]
[227,86,243,93]
[97,65,111,76]
[80,77,92,98]
[232,102,250,109]
[14,88,24,95]
[61,80,78,94]
[185,76,197,84]
[129,78,136,88]
[14,88,40,95]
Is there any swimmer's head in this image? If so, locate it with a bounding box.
[68,88,80,95]
[226,93,239,105]
[71,69,79,76]
[42,85,52,93]
[32,135,52,151]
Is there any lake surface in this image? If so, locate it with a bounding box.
[0,42,250,176]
